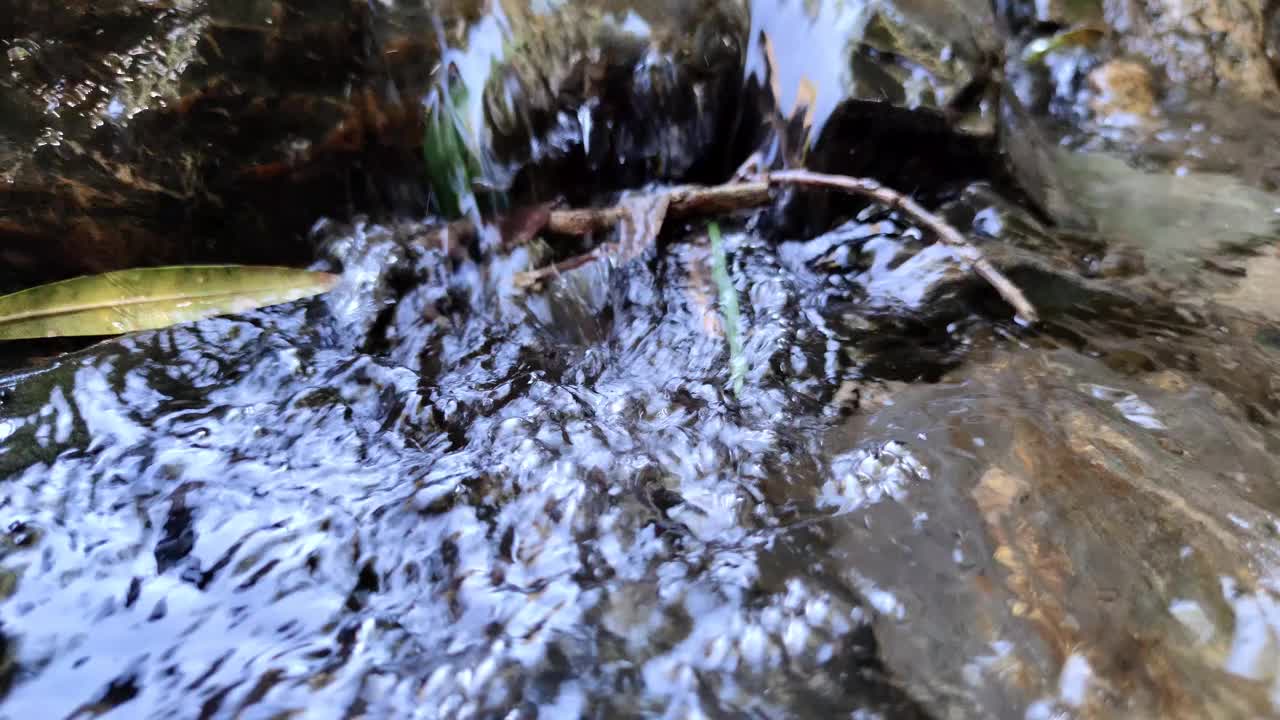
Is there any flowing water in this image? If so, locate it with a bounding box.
[3,2,1280,719]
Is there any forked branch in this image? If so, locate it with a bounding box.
[417,172,1038,323]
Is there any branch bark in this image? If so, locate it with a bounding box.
[415,173,1038,323]
[764,170,1038,323]
[543,182,771,235]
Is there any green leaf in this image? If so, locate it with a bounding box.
[708,222,746,396]
[1020,26,1104,65]
[423,83,483,220]
[0,265,339,340]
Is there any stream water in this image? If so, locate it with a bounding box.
[3,2,1280,719]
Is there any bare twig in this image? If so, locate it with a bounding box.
[543,182,770,236]
[514,247,606,290]
[412,182,768,252]
[417,171,1037,322]
[546,206,627,235]
[516,192,677,290]
[731,151,766,182]
[763,170,1039,323]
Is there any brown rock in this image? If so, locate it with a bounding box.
[1103,0,1278,99]
[812,348,1280,718]
[1087,59,1160,126]
[1095,240,1150,277]
[1214,243,1280,322]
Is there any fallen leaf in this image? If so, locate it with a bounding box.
[1021,26,1105,65]
[0,265,339,340]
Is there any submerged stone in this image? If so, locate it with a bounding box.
[0,0,1093,287]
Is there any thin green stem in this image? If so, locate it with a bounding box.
[708,222,746,396]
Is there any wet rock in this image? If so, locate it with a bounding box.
[1213,242,1280,321]
[2,0,1106,294]
[458,0,1077,230]
[1086,58,1160,127]
[0,0,1019,279]
[1047,150,1280,274]
[1106,0,1279,100]
[815,348,1280,718]
[748,0,1007,191]
[460,1,749,202]
[749,0,1002,140]
[1270,6,1280,79]
[1094,243,1147,277]
[0,0,749,282]
[1006,0,1278,147]
[1012,0,1279,105]
[0,1,435,282]
[996,91,1100,229]
[744,0,1092,233]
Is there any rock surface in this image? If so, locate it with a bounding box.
[1,1,430,281]
[1086,59,1160,126]
[3,3,1280,719]
[826,346,1280,718]
[0,0,1079,283]
[1105,0,1278,100]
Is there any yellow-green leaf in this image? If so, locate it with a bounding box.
[708,222,746,396]
[0,265,339,340]
[1021,27,1105,65]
